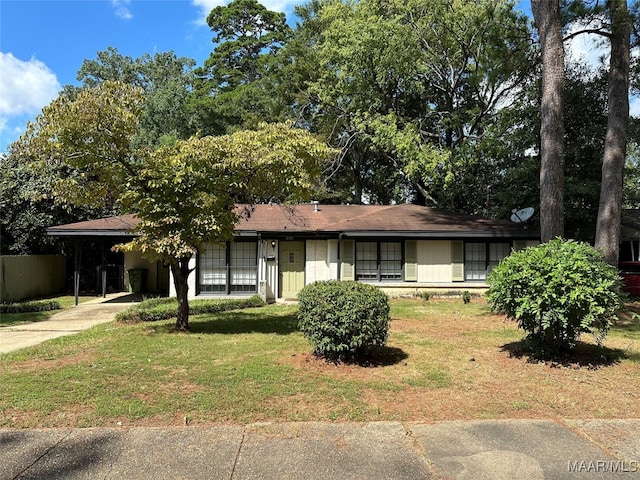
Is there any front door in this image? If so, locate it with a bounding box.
[279,241,305,299]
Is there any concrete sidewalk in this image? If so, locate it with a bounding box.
[0,293,138,354]
[1,420,638,480]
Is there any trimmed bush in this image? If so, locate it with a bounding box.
[0,299,61,314]
[115,295,265,322]
[486,238,622,357]
[297,280,391,362]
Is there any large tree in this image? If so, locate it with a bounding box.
[16,81,334,330]
[191,0,292,134]
[532,0,566,242]
[594,0,631,264]
[279,0,532,206]
[73,47,197,147]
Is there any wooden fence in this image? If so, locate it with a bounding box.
[0,255,66,303]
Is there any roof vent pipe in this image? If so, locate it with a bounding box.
[312,200,320,213]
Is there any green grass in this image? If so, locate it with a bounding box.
[0,296,96,327]
[1,299,638,427]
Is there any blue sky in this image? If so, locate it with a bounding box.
[0,0,238,151]
[0,0,636,153]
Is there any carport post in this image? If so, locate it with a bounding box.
[101,240,107,298]
[74,241,81,306]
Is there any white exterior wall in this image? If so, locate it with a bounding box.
[124,251,160,292]
[170,237,536,300]
[263,239,278,302]
[417,240,452,283]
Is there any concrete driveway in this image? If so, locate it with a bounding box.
[0,293,138,354]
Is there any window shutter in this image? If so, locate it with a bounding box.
[404,240,418,281]
[513,240,527,251]
[451,240,464,282]
[341,240,355,281]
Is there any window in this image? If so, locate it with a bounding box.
[199,243,226,293]
[355,241,402,281]
[464,242,510,281]
[356,242,378,280]
[380,242,402,280]
[488,243,510,273]
[198,241,257,294]
[230,242,257,293]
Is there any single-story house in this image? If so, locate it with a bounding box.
[48,203,540,301]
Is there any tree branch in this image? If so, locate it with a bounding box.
[564,28,611,42]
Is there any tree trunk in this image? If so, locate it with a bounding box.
[170,257,192,331]
[532,0,565,242]
[594,0,630,265]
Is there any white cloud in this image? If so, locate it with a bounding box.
[112,0,133,20]
[631,96,640,118]
[191,0,295,26]
[191,0,227,25]
[565,17,610,71]
[0,53,61,117]
[0,53,61,151]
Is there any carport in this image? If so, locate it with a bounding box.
[47,215,145,305]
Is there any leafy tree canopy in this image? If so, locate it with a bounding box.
[15,80,335,329]
[191,0,292,134]
[279,0,534,205]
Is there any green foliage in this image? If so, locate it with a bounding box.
[74,47,197,147]
[118,121,334,262]
[0,299,61,314]
[297,281,391,362]
[115,295,265,323]
[486,239,622,356]
[281,0,533,205]
[16,81,145,212]
[420,291,430,302]
[462,291,471,304]
[192,0,291,133]
[16,78,334,329]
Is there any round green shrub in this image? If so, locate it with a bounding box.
[297,280,391,362]
[486,238,622,356]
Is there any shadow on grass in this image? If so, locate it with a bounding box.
[614,303,640,333]
[312,346,409,368]
[183,310,299,335]
[500,340,635,369]
[351,346,409,367]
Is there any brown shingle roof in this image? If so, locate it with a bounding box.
[48,204,538,239]
[47,214,140,236]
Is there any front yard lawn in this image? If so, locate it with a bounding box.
[1,298,638,428]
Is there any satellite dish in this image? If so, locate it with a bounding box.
[510,207,534,223]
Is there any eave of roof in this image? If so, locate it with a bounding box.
[46,214,140,237]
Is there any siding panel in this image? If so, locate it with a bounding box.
[306,240,329,284]
[418,240,453,283]
[341,240,355,281]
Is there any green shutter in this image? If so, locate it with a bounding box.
[404,240,418,281]
[451,240,464,282]
[513,240,527,251]
[341,240,355,281]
